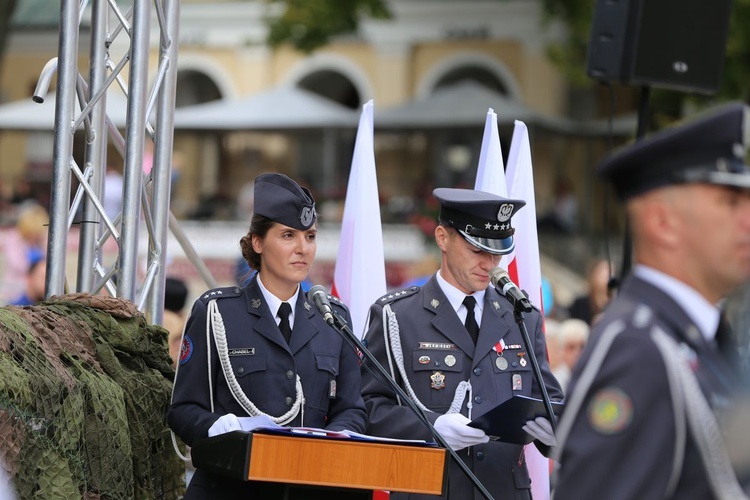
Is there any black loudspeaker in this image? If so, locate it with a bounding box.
[586,0,733,94]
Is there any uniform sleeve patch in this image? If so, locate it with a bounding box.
[587,387,633,434]
[179,335,194,365]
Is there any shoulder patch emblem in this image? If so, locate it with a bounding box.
[378,286,419,304]
[179,335,194,365]
[588,387,633,434]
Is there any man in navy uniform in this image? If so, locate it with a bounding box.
[361,188,563,499]
[168,173,366,499]
[553,103,750,499]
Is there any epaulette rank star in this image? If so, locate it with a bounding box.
[201,286,241,302]
[377,286,419,304]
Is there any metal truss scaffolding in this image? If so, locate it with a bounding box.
[42,0,214,324]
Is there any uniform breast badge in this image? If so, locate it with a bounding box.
[430,371,446,390]
[444,354,456,367]
[495,356,508,370]
[512,373,522,391]
[518,352,527,367]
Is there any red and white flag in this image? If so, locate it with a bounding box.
[505,119,550,500]
[331,100,387,339]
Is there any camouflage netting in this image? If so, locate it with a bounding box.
[0,293,185,499]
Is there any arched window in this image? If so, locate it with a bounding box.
[297,70,361,110]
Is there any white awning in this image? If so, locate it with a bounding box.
[0,92,130,131]
[173,85,358,131]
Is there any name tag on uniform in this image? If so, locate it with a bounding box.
[227,348,255,356]
[418,342,457,350]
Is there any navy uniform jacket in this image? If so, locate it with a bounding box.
[361,275,563,500]
[554,276,745,500]
[168,275,366,499]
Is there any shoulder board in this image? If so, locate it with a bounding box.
[326,293,349,312]
[199,286,242,302]
[376,286,419,304]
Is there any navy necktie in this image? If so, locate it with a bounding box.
[278,302,292,344]
[463,296,479,344]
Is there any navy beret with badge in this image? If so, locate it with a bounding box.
[598,102,750,200]
[253,173,317,230]
[433,187,525,255]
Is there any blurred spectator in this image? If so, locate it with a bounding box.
[103,165,124,221]
[553,318,590,392]
[401,253,440,288]
[235,178,255,221]
[10,256,47,306]
[567,258,613,325]
[0,203,49,304]
[538,176,578,234]
[162,276,190,368]
[544,318,563,378]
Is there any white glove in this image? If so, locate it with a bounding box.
[434,413,490,451]
[208,413,242,437]
[523,416,556,447]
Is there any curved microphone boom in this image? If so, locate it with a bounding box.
[490,267,533,313]
[307,285,335,325]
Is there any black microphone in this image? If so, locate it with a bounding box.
[490,267,533,313]
[307,285,335,325]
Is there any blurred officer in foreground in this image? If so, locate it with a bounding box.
[168,173,366,499]
[361,188,563,499]
[553,103,750,499]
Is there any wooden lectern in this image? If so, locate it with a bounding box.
[191,430,447,496]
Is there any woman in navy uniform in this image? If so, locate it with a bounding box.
[168,173,366,499]
[361,188,563,499]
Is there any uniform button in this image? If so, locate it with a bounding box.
[473,396,483,404]
[473,367,482,376]
[237,366,244,374]
[286,370,294,380]
[512,362,518,367]
[285,397,293,406]
[476,451,484,460]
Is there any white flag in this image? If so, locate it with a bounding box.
[331,100,387,339]
[505,119,550,500]
[474,108,510,270]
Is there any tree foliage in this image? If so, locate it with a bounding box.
[265,0,391,53]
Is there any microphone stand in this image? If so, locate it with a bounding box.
[330,309,495,500]
[507,300,557,430]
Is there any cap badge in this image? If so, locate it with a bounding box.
[300,206,315,227]
[497,203,514,222]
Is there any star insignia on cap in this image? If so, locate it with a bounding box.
[485,222,492,229]
[501,223,509,230]
[493,224,500,230]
